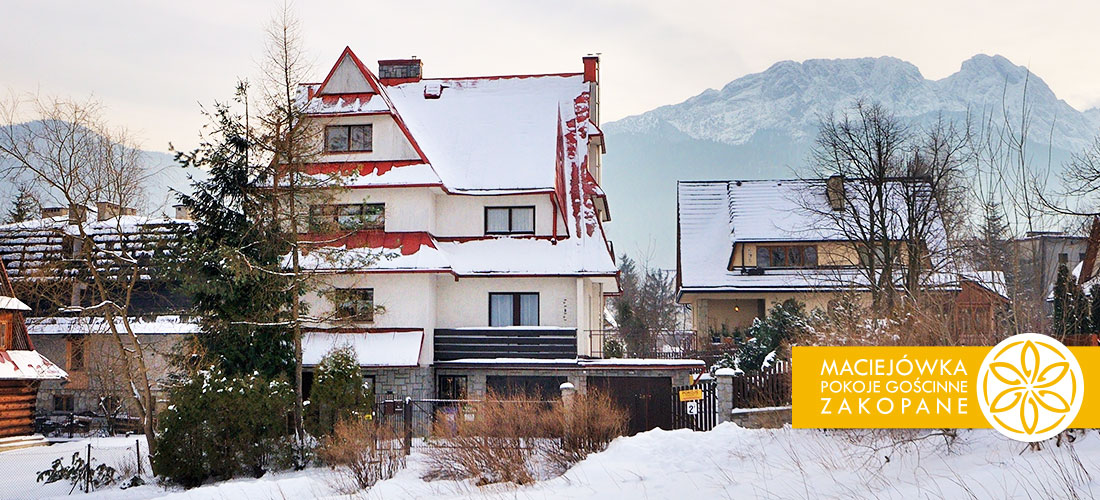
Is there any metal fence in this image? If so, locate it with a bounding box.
[375,397,558,454]
[587,329,700,359]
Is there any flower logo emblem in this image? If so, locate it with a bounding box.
[977,333,1083,442]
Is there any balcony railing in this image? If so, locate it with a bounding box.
[434,327,577,361]
[587,329,700,359]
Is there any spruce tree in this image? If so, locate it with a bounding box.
[4,184,39,223]
[1052,264,1070,337]
[974,201,1010,271]
[173,83,295,379]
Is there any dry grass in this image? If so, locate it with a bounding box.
[318,417,406,492]
[543,390,627,471]
[422,390,628,485]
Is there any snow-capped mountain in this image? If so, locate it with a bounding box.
[602,54,1100,266]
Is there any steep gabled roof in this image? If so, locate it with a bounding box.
[677,178,955,293]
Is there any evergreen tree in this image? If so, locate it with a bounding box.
[973,200,1010,271]
[4,183,39,223]
[1052,264,1090,338]
[173,84,295,379]
[1052,264,1070,337]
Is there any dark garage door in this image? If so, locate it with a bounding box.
[586,376,673,434]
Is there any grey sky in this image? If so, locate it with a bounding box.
[2,0,1098,153]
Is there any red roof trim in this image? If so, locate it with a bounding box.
[315,46,385,97]
[304,160,423,177]
[410,72,583,83]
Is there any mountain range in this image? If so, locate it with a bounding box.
[602,54,1100,267]
[0,122,198,219]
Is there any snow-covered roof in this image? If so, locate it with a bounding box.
[0,215,189,281]
[382,75,585,192]
[0,350,67,380]
[302,331,423,367]
[25,315,199,336]
[434,357,705,369]
[960,270,1008,298]
[677,179,953,293]
[0,296,30,312]
[295,234,617,276]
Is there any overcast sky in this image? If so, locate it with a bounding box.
[2,0,1099,153]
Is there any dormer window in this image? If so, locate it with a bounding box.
[757,244,818,269]
[325,124,372,152]
[485,207,534,235]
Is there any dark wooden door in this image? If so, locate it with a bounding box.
[586,376,672,434]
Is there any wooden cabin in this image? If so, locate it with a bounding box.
[0,260,66,449]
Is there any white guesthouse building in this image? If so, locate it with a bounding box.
[295,48,700,416]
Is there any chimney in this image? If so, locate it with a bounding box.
[583,55,600,126]
[582,55,599,84]
[826,175,845,211]
[96,201,136,221]
[173,204,192,221]
[41,206,68,219]
[377,58,422,85]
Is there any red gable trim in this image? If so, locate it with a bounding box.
[418,72,583,83]
[301,231,434,255]
[315,46,385,97]
[304,160,423,177]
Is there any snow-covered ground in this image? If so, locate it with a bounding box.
[4,425,1099,499]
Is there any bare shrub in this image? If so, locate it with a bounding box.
[543,390,627,471]
[318,417,405,492]
[423,393,550,485]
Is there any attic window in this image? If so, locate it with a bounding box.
[757,245,818,269]
[325,124,373,152]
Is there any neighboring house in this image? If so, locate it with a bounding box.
[0,259,66,448]
[955,271,1011,344]
[0,204,193,418]
[676,177,960,343]
[293,48,700,430]
[1012,231,1087,312]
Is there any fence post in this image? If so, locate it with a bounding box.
[559,382,576,411]
[85,443,92,493]
[402,397,412,456]
[714,368,737,424]
[135,439,142,475]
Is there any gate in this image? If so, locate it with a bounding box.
[671,380,717,431]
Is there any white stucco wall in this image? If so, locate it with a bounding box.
[435,276,578,328]
[432,193,562,237]
[315,114,420,161]
[326,187,436,233]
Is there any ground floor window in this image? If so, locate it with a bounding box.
[53,394,74,413]
[438,375,468,400]
[489,292,539,326]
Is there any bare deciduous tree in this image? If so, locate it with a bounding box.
[0,95,161,455]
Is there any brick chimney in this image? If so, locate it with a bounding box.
[96,201,136,221]
[826,175,845,211]
[378,58,422,85]
[583,55,600,126]
[41,206,68,220]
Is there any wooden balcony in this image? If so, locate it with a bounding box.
[433,327,577,361]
